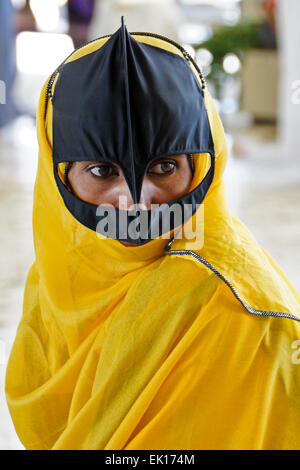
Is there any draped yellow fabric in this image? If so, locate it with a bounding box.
[5,36,300,450]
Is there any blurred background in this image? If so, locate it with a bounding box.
[0,0,299,449]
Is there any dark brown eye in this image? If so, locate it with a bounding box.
[148,160,177,176]
[88,164,118,178]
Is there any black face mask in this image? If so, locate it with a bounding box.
[49,16,215,245]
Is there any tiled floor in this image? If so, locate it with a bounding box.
[226,126,300,292]
[0,117,299,449]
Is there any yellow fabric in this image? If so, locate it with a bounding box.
[5,36,300,450]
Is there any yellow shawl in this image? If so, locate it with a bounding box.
[5,35,300,450]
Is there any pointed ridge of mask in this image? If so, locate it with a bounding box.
[120,16,140,208]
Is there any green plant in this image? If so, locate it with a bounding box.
[194,20,262,98]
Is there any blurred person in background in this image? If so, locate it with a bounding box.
[265,0,276,33]
[88,0,181,42]
[260,0,276,48]
[15,0,36,32]
[0,0,18,129]
[68,0,96,48]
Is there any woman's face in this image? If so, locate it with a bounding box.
[67,154,193,246]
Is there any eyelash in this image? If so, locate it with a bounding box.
[148,160,177,176]
[87,164,119,179]
[86,160,178,179]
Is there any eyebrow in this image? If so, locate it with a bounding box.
[150,154,188,162]
[79,155,187,166]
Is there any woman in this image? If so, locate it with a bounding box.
[5,18,300,450]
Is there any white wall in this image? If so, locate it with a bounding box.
[277,0,300,159]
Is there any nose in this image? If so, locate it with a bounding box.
[116,178,158,211]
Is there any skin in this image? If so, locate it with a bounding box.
[67,154,193,246]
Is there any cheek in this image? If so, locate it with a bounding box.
[159,169,192,196]
[69,172,88,194]
[142,169,192,204]
[176,168,192,189]
[68,171,102,204]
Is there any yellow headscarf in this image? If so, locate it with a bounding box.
[5,34,300,450]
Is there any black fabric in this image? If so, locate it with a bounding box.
[51,16,216,244]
